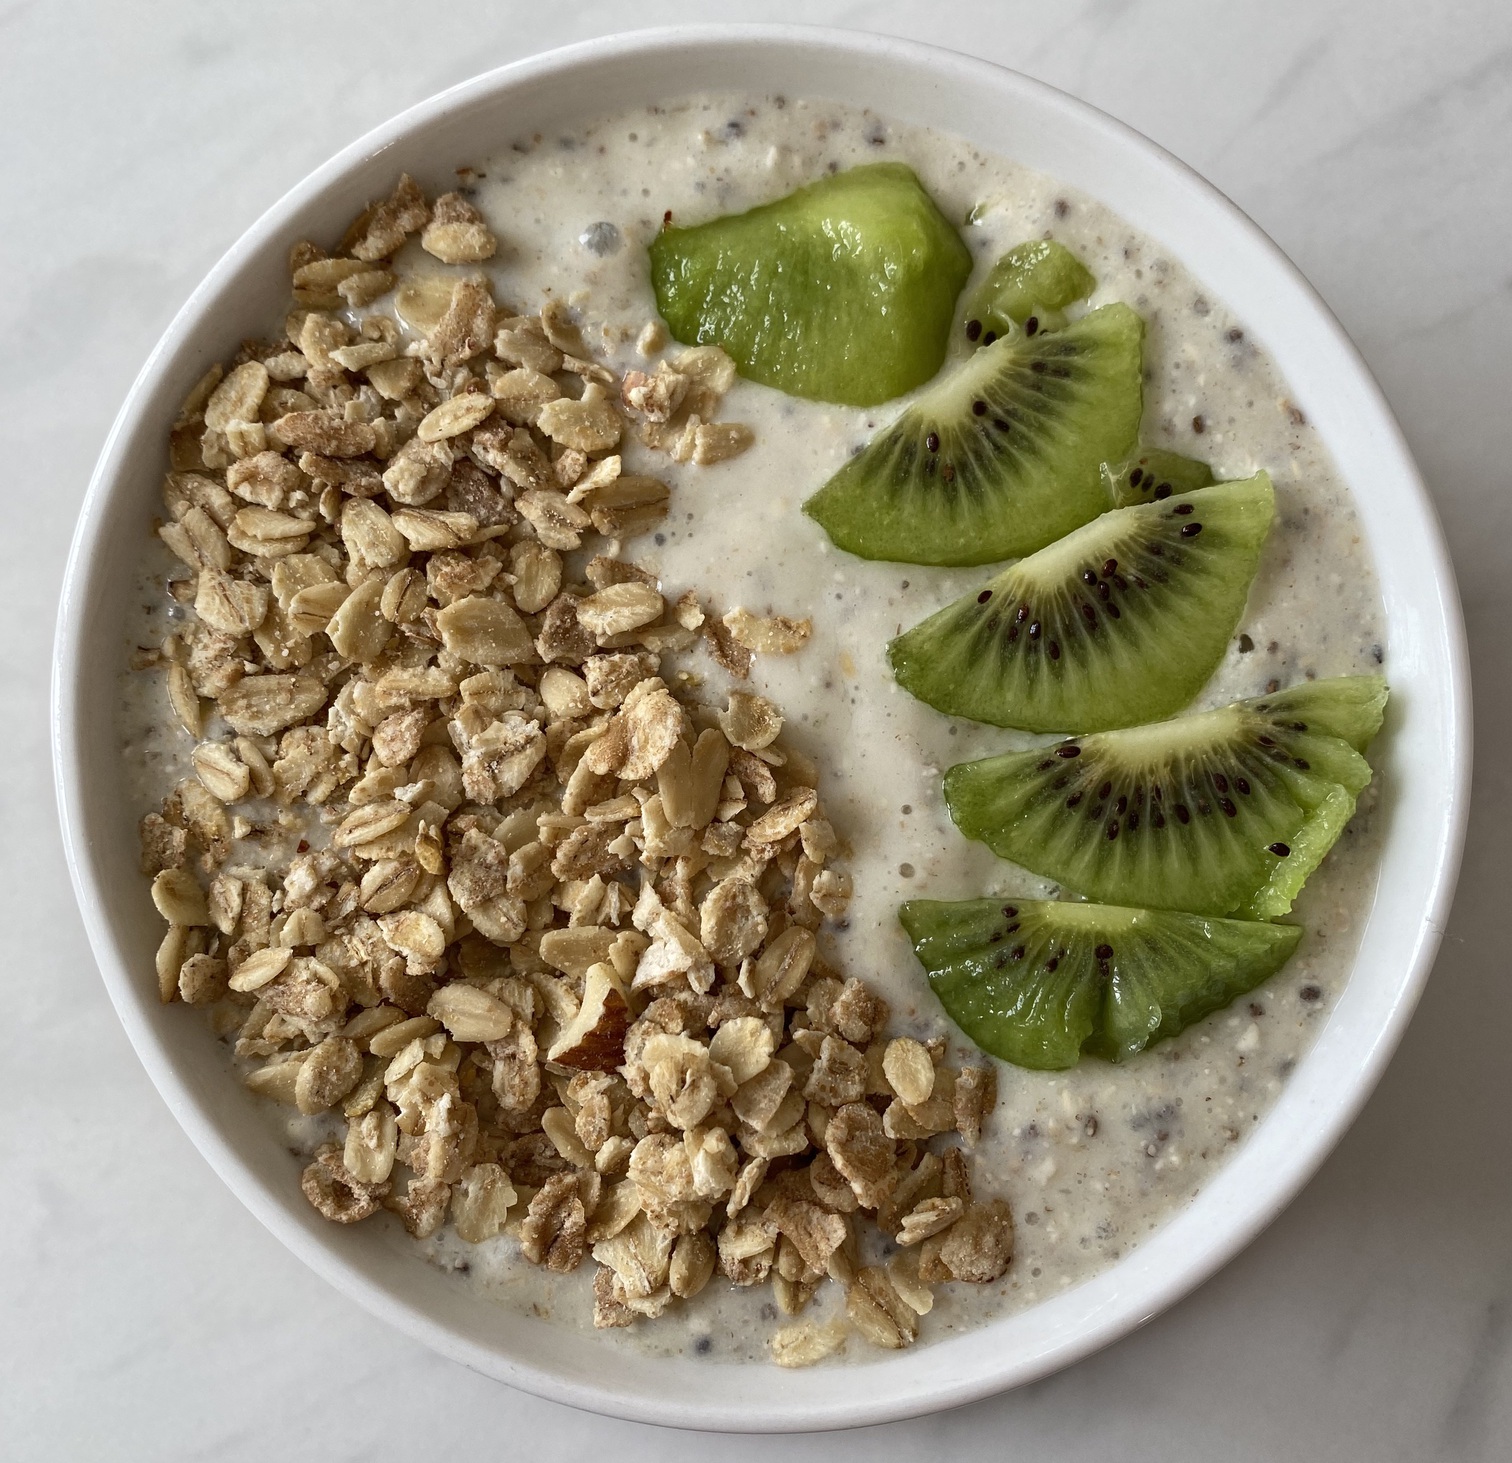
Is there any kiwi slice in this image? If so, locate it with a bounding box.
[648,162,971,408]
[943,675,1387,917]
[889,475,1274,731]
[901,897,1302,1069]
[961,240,1096,342]
[804,304,1144,566]
[1102,447,1215,508]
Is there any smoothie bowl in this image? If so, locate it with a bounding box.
[53,25,1468,1431]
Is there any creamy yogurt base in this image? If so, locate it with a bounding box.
[119,90,1386,1363]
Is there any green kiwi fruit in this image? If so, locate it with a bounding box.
[648,162,971,408]
[942,675,1388,917]
[1102,447,1215,508]
[900,897,1303,1069]
[960,239,1096,342]
[888,475,1275,731]
[804,304,1145,565]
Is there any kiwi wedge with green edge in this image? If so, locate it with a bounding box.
[1102,447,1215,508]
[900,897,1303,1069]
[943,674,1388,918]
[648,162,971,408]
[889,474,1275,732]
[961,239,1096,343]
[804,303,1144,565]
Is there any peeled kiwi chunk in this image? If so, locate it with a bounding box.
[943,675,1388,917]
[889,475,1275,732]
[804,303,1144,565]
[648,162,971,408]
[1102,447,1215,508]
[961,239,1096,342]
[901,897,1302,1069]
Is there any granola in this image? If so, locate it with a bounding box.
[132,170,1011,1366]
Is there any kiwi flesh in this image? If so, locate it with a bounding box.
[804,303,1144,565]
[648,162,971,408]
[901,897,1303,1069]
[1102,447,1215,508]
[888,475,1275,732]
[943,675,1387,917]
[961,239,1096,342]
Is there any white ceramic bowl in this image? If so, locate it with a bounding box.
[53,24,1470,1432]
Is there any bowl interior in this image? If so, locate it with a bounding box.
[55,25,1469,1432]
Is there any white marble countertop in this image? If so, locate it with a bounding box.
[6,1,1510,1457]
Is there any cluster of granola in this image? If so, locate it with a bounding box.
[136,172,1011,1366]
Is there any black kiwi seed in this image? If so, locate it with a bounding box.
[1107,604,1121,619]
[983,330,998,345]
[1106,820,1119,840]
[1025,316,1039,336]
[1175,804,1191,823]
[1220,798,1237,817]
[1129,468,1144,487]
[1114,795,1127,815]
[1153,484,1172,499]
[1066,790,1083,807]
[966,319,982,341]
[1056,745,1081,758]
[1015,604,1030,624]
[993,417,1011,433]
[1002,904,1018,917]
[1081,568,1097,585]
[972,399,987,417]
[1045,953,1060,971]
[1049,641,1061,660]
[977,589,993,604]
[1173,503,1194,515]
[1213,773,1229,792]
[1268,842,1291,857]
[926,431,940,453]
[1101,558,1117,576]
[1081,603,1098,627]
[1097,781,1112,800]
[1028,621,1042,640]
[1094,943,1113,959]
[1180,522,1204,537]
[1010,945,1025,960]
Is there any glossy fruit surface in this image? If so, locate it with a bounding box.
[650,162,971,407]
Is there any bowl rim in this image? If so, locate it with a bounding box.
[53,22,1472,1432]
